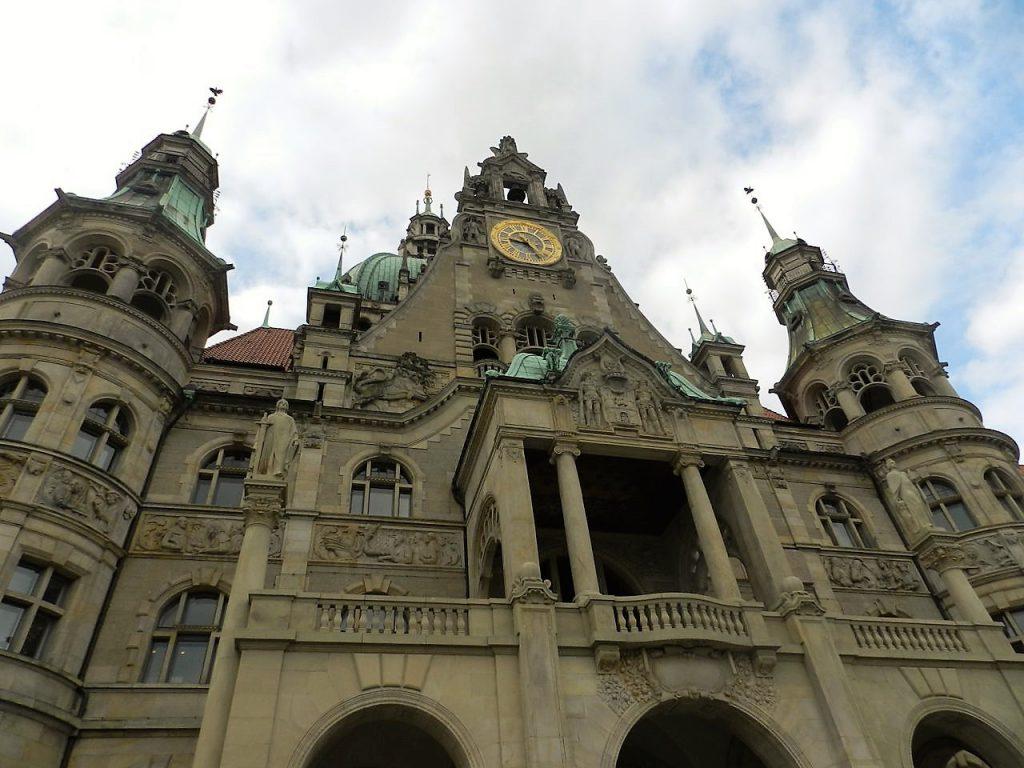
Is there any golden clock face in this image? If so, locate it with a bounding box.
[490,219,563,266]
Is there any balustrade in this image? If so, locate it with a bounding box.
[845,618,968,653]
[610,596,748,637]
[317,600,469,637]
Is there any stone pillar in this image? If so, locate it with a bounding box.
[834,384,865,421]
[883,361,918,401]
[192,479,284,768]
[930,368,959,397]
[276,428,323,590]
[169,300,198,340]
[918,539,991,624]
[673,453,741,601]
[495,439,542,594]
[28,248,69,286]
[499,329,518,365]
[106,259,144,301]
[705,354,727,378]
[550,442,599,599]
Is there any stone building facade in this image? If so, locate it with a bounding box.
[1,126,1023,768]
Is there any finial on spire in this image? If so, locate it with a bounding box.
[684,279,711,337]
[423,173,433,214]
[191,87,223,140]
[744,186,785,247]
[262,300,273,328]
[334,226,348,282]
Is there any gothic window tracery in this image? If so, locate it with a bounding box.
[899,352,938,396]
[515,316,553,352]
[471,317,503,376]
[848,361,895,413]
[191,447,252,506]
[0,373,47,441]
[141,589,224,683]
[131,267,178,322]
[807,383,846,430]
[918,477,975,532]
[68,244,120,293]
[815,495,874,548]
[71,400,131,471]
[0,558,72,660]
[984,468,1024,520]
[349,457,413,518]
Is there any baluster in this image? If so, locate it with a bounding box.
[670,601,683,628]
[318,605,330,630]
[931,628,948,652]
[642,604,653,631]
[424,608,435,635]
[410,606,422,634]
[654,602,667,630]
[864,624,879,649]
[457,609,467,635]
[919,628,935,651]
[683,602,696,629]
[355,605,368,632]
[623,605,634,632]
[852,625,865,648]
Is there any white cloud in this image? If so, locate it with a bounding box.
[1,1,1022,441]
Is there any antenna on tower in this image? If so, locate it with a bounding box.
[334,225,348,282]
[423,173,433,214]
[192,87,223,140]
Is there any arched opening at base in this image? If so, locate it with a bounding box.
[305,703,469,768]
[616,700,796,768]
[912,710,1023,768]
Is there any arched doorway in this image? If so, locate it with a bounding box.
[614,700,801,768]
[303,701,473,768]
[911,710,1024,768]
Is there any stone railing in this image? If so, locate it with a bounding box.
[584,593,758,649]
[832,616,1016,661]
[317,599,470,637]
[847,618,967,653]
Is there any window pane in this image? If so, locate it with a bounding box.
[95,442,117,471]
[113,411,130,437]
[86,403,113,423]
[220,450,250,469]
[930,509,953,532]
[0,380,19,398]
[398,489,411,518]
[167,634,210,683]
[818,499,840,517]
[42,572,71,607]
[21,612,55,658]
[204,636,219,683]
[2,410,34,441]
[157,600,180,628]
[349,487,365,515]
[8,562,43,595]
[830,520,856,548]
[141,638,169,682]
[181,594,219,627]
[368,486,393,517]
[1009,608,1024,633]
[353,463,369,481]
[0,601,25,650]
[71,431,99,461]
[21,380,46,403]
[371,461,395,481]
[212,475,244,507]
[191,476,212,504]
[946,502,975,532]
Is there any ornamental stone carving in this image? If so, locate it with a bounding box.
[461,215,485,245]
[134,513,283,558]
[312,522,463,568]
[253,399,299,478]
[508,575,557,604]
[882,459,935,541]
[824,554,923,592]
[574,354,667,434]
[963,529,1023,573]
[0,450,26,496]
[773,576,826,617]
[37,464,134,533]
[918,541,967,574]
[597,650,659,714]
[352,352,434,410]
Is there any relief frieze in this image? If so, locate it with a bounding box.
[963,529,1023,574]
[134,513,282,558]
[312,522,463,568]
[37,463,136,533]
[823,554,924,592]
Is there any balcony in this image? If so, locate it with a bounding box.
[831,616,1016,662]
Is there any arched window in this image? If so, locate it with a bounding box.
[816,495,874,548]
[471,317,503,377]
[131,267,177,322]
[993,606,1024,653]
[848,362,894,413]
[808,384,847,430]
[918,477,975,532]
[70,400,131,471]
[575,329,600,349]
[349,457,413,517]
[141,590,224,683]
[515,316,553,352]
[192,447,251,506]
[0,558,73,659]
[985,468,1024,520]
[0,374,47,441]
[68,244,119,294]
[899,353,938,397]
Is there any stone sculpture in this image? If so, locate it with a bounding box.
[883,459,934,538]
[352,352,434,409]
[253,399,299,478]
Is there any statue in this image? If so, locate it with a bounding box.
[352,352,434,409]
[883,459,934,538]
[579,372,604,427]
[634,380,663,434]
[253,399,299,478]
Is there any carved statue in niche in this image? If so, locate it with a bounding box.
[253,399,299,478]
[565,236,584,260]
[492,136,518,156]
[462,215,485,244]
[579,372,605,427]
[634,380,663,434]
[352,352,434,409]
[883,459,934,538]
[544,184,569,211]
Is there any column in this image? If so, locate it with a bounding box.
[834,384,865,421]
[169,300,198,340]
[918,540,991,624]
[930,367,959,397]
[550,442,599,599]
[192,479,284,768]
[499,329,518,365]
[674,453,741,601]
[883,361,918,401]
[494,439,542,592]
[106,259,144,301]
[29,249,69,286]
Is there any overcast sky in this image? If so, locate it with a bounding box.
[2,1,1023,440]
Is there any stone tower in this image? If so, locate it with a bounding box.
[0,121,231,764]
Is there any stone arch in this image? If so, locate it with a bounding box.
[120,565,231,681]
[602,696,812,768]
[469,495,501,598]
[288,688,484,768]
[10,240,53,283]
[902,698,1024,768]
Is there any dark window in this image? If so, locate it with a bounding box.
[349,457,413,517]
[985,469,1024,520]
[918,478,975,532]
[71,400,131,471]
[191,447,251,506]
[322,304,341,328]
[142,590,224,684]
[0,374,47,442]
[994,606,1024,653]
[816,496,873,548]
[0,559,73,660]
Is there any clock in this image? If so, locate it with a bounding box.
[490,219,563,266]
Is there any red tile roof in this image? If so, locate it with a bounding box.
[762,407,790,422]
[201,327,294,371]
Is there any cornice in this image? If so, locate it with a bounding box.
[843,395,983,434]
[868,426,1019,464]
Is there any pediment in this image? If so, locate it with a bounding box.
[479,153,546,180]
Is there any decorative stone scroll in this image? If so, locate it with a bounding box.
[134,513,283,558]
[824,554,924,592]
[312,522,463,568]
[37,464,135,533]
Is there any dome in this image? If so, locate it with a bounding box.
[315,252,427,301]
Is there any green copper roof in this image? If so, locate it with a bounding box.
[107,174,207,243]
[316,252,427,301]
[780,280,873,364]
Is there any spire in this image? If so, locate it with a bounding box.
[191,87,223,141]
[745,187,798,256]
[423,174,433,214]
[334,226,348,282]
[757,205,782,245]
[262,300,273,328]
[684,280,712,337]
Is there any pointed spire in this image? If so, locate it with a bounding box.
[191,87,223,141]
[684,280,712,337]
[334,226,348,282]
[757,205,783,246]
[423,173,433,214]
[262,300,273,328]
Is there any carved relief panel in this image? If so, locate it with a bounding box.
[133,513,283,558]
[823,554,924,592]
[311,521,464,568]
[567,351,671,436]
[35,460,137,536]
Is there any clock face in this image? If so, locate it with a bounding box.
[490,219,563,266]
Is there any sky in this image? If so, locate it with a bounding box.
[1,1,1023,440]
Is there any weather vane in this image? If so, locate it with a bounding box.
[191,87,223,140]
